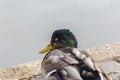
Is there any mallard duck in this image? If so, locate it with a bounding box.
[39,29,111,80]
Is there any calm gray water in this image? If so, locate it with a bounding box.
[0,0,120,68]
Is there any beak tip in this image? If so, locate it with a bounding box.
[38,43,53,54]
[38,50,44,54]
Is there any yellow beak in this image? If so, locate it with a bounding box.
[39,43,54,54]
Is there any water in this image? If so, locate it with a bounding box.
[0,0,120,68]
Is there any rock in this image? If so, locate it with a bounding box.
[99,60,120,80]
[0,42,120,80]
[0,60,42,80]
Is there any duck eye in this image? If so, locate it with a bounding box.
[54,38,58,42]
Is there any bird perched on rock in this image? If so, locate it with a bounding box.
[39,29,111,80]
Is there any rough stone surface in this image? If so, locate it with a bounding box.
[99,60,120,80]
[0,60,42,80]
[0,42,120,80]
[86,42,120,62]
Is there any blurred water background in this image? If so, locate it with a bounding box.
[0,0,120,68]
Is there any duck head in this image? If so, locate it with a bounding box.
[39,29,78,53]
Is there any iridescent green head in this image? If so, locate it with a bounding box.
[39,29,78,53]
[51,29,77,48]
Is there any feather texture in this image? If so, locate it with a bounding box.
[41,48,111,80]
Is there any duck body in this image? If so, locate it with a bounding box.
[39,29,111,80]
[41,48,103,80]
